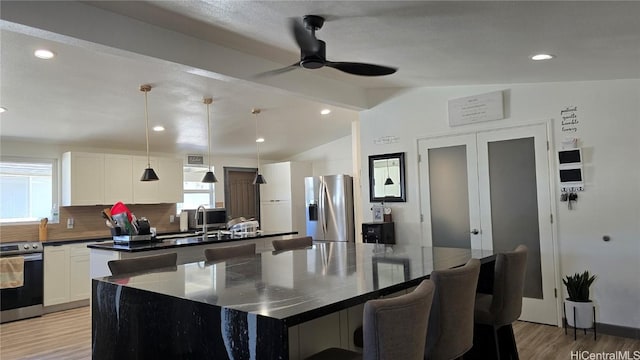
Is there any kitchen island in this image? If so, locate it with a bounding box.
[92,242,495,359]
[88,230,297,278]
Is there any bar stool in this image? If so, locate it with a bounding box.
[107,252,177,276]
[272,236,313,251]
[424,258,481,360]
[472,245,528,360]
[306,279,435,360]
[204,243,256,262]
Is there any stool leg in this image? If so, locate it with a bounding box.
[493,326,502,360]
[506,324,519,360]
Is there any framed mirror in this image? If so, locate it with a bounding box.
[369,152,406,202]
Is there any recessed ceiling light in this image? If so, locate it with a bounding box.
[531,54,555,61]
[320,109,331,115]
[0,107,6,113]
[34,49,55,59]
[152,125,165,132]
[256,137,265,143]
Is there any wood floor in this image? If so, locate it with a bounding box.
[1,306,638,359]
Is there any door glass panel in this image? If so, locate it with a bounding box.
[428,145,471,248]
[488,138,543,299]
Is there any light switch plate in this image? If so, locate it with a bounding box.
[67,217,74,229]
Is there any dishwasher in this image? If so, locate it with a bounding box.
[0,242,43,323]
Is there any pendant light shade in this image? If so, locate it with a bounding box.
[201,98,218,183]
[253,173,267,185]
[252,108,266,185]
[140,84,159,182]
[141,167,160,181]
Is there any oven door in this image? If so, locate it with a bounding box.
[0,253,43,311]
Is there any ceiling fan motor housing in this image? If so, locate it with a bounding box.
[301,40,326,69]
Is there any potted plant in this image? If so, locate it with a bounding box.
[562,271,597,328]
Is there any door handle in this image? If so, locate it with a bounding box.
[470,229,480,235]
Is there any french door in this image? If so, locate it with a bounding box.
[418,123,558,325]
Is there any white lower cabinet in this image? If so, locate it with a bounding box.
[44,243,93,306]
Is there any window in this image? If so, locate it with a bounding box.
[176,166,216,214]
[0,157,57,223]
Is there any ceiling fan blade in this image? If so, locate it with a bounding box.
[325,61,397,76]
[253,62,301,78]
[290,17,320,53]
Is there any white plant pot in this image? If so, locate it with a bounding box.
[564,300,594,329]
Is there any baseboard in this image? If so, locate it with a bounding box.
[561,318,640,340]
[44,299,89,314]
[596,322,640,340]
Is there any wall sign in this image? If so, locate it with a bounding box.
[560,106,580,133]
[187,154,204,165]
[448,90,504,126]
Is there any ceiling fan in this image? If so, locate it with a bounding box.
[257,15,397,77]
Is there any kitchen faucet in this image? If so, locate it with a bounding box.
[196,205,207,240]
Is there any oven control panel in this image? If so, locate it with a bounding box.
[0,242,43,256]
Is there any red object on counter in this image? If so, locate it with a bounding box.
[110,201,132,222]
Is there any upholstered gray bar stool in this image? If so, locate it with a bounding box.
[424,258,481,360]
[204,243,256,262]
[108,252,177,276]
[306,279,435,360]
[473,245,528,360]
[272,236,313,251]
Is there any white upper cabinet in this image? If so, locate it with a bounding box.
[132,156,159,204]
[104,154,133,204]
[261,162,293,201]
[62,151,183,205]
[62,152,105,206]
[157,157,184,203]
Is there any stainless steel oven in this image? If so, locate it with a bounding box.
[0,242,43,323]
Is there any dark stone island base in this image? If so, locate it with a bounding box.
[92,280,288,359]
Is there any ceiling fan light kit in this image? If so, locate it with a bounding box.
[257,15,397,78]
[140,84,159,182]
[201,97,218,183]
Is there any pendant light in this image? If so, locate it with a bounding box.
[384,159,394,185]
[140,84,159,181]
[201,98,218,183]
[252,108,267,185]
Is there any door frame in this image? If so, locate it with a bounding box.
[223,166,260,221]
[415,119,562,326]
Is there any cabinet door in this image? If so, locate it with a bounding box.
[63,152,105,205]
[157,157,184,203]
[44,246,69,306]
[133,157,159,204]
[261,162,291,201]
[104,154,133,204]
[69,254,90,301]
[260,201,292,232]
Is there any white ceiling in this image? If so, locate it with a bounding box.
[1,1,639,160]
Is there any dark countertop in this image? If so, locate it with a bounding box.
[87,231,298,252]
[95,243,495,325]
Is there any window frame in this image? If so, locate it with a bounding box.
[0,156,59,225]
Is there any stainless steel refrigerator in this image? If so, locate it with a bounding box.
[305,175,354,242]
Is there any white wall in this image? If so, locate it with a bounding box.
[360,79,640,329]
[288,135,353,176]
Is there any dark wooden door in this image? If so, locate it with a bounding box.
[224,167,260,221]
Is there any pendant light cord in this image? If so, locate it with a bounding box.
[207,101,212,170]
[255,112,260,171]
[144,90,151,168]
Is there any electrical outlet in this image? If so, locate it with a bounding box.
[169,215,175,223]
[67,217,74,229]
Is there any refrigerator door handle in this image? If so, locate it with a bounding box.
[320,180,327,235]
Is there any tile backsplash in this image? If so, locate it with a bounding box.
[0,204,180,243]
